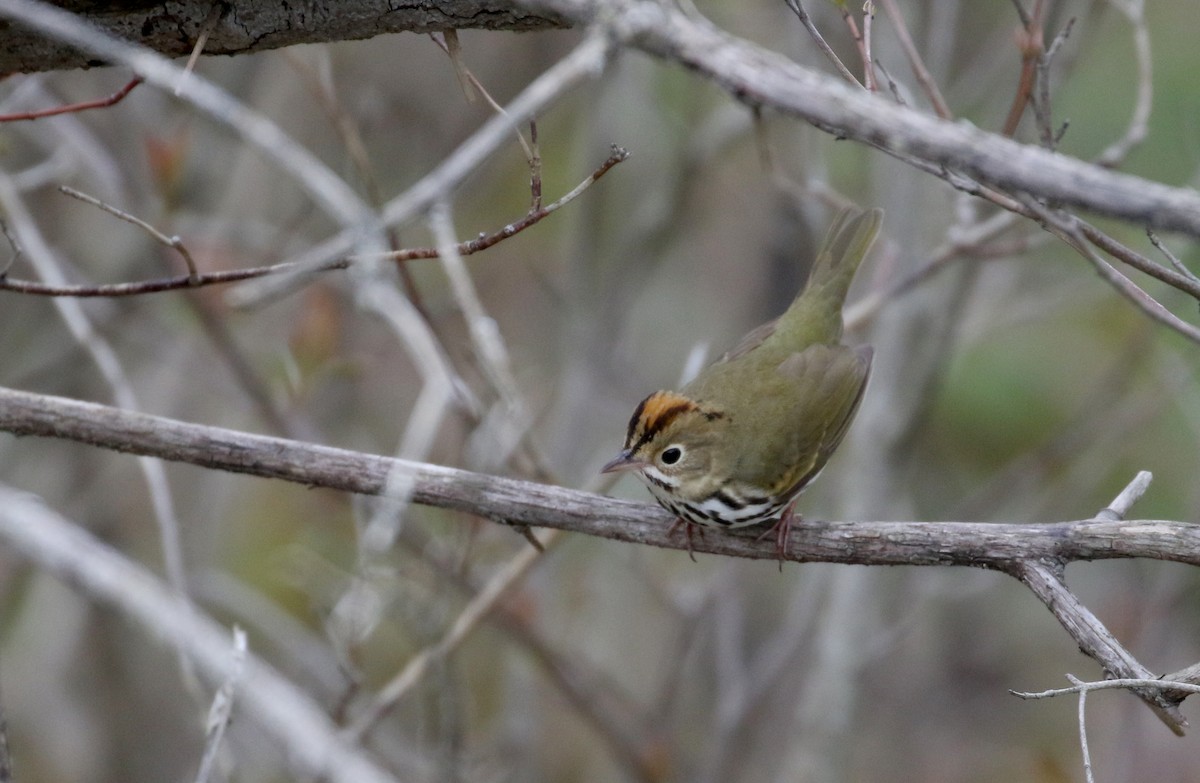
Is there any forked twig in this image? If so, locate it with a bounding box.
[57,185,199,279]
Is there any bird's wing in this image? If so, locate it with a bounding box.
[770,343,873,496]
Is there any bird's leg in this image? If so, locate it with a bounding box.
[667,517,705,562]
[757,500,799,569]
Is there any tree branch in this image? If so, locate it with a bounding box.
[0,0,566,74]
[2,384,1198,569]
[516,0,1200,237]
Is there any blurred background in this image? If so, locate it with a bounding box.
[0,0,1198,780]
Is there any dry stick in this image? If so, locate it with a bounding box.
[58,185,200,279]
[0,74,143,122]
[860,1,876,92]
[1013,676,1200,783]
[176,0,223,96]
[1000,0,1043,137]
[1015,677,1200,701]
[0,489,400,783]
[783,0,863,87]
[430,31,536,165]
[837,5,872,90]
[875,0,952,118]
[1034,16,1076,150]
[193,627,247,783]
[1096,0,1151,168]
[0,148,628,298]
[1079,222,1200,302]
[1070,673,1095,783]
[1147,230,1200,286]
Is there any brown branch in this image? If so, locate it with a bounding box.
[875,0,952,118]
[0,74,142,121]
[0,147,627,298]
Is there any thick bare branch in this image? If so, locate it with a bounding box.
[0,0,565,74]
[2,385,1199,569]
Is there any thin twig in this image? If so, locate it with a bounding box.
[1078,222,1200,301]
[1032,14,1075,149]
[1096,469,1152,521]
[1147,230,1200,285]
[0,74,143,122]
[1096,0,1151,167]
[1000,0,1042,137]
[860,1,877,92]
[58,185,199,279]
[875,0,952,118]
[1022,198,1200,345]
[1014,677,1200,700]
[783,0,862,87]
[0,216,22,277]
[176,1,224,96]
[1068,674,1095,783]
[429,31,536,165]
[193,627,247,783]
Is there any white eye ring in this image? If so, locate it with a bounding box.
[660,446,684,465]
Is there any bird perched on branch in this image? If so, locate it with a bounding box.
[602,206,882,562]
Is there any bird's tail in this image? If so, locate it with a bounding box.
[785,206,883,343]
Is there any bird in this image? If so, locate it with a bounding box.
[601,206,882,562]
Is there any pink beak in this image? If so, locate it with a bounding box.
[600,450,645,474]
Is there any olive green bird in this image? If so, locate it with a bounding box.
[601,207,883,559]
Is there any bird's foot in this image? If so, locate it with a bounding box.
[668,517,705,562]
[757,501,799,570]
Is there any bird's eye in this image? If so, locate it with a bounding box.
[660,446,683,465]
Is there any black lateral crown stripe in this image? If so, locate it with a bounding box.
[623,395,650,448]
[632,401,694,453]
